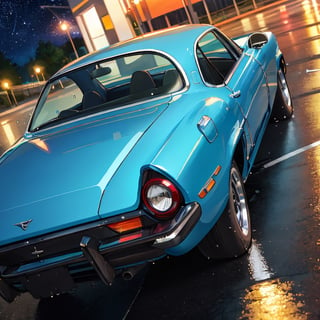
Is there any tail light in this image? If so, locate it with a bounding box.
[107,217,142,233]
[107,217,143,243]
[142,178,182,219]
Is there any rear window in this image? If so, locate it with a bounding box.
[30,52,184,132]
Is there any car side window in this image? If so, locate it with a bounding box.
[197,31,237,85]
[31,77,83,130]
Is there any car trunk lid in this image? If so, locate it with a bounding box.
[0,99,169,245]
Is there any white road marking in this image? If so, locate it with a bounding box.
[306,68,320,73]
[263,140,320,168]
[248,239,273,281]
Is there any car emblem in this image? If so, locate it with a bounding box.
[14,219,32,231]
[31,246,44,257]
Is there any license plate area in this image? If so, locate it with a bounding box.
[22,267,75,298]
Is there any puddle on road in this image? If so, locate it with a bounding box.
[240,278,308,320]
[242,240,310,319]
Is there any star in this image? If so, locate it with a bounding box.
[0,0,79,66]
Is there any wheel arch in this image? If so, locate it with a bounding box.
[232,133,249,180]
[277,53,287,74]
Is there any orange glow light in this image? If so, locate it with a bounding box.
[30,138,50,153]
[108,217,142,233]
[198,189,207,199]
[206,178,216,192]
[213,165,222,176]
[145,0,199,18]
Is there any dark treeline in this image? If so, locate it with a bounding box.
[0,37,86,86]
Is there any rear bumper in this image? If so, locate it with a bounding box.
[0,202,201,301]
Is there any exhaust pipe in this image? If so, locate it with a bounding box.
[122,264,146,280]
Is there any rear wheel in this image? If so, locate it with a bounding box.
[271,68,293,121]
[198,161,251,259]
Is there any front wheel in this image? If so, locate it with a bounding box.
[198,161,252,259]
[271,68,293,122]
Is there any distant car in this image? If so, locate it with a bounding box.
[0,24,292,302]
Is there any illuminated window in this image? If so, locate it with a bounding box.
[83,6,109,50]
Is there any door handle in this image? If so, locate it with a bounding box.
[230,90,241,98]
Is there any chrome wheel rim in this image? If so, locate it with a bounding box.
[279,69,292,107]
[230,167,249,236]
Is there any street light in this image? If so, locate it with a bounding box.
[34,66,46,82]
[60,21,79,59]
[2,81,9,90]
[1,80,17,106]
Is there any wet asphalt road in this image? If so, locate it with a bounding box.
[0,0,319,319]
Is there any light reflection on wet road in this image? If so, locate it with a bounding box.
[0,0,319,319]
[240,279,308,320]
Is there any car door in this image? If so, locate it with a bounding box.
[227,49,270,148]
[197,29,270,158]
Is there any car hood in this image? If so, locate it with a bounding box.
[0,99,169,245]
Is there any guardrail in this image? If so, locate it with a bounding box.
[0,81,45,110]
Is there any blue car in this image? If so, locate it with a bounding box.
[0,24,292,302]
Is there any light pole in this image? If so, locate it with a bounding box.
[182,0,200,24]
[2,81,12,106]
[34,67,40,82]
[2,81,17,106]
[34,66,46,81]
[60,21,79,59]
[130,0,144,34]
[232,0,240,15]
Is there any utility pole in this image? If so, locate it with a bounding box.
[252,0,257,9]
[182,0,199,24]
[41,5,80,58]
[232,0,240,16]
[202,0,213,24]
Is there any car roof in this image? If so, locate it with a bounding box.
[53,24,214,78]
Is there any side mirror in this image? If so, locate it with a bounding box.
[248,32,268,49]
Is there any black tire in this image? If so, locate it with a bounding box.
[198,161,252,259]
[271,68,293,122]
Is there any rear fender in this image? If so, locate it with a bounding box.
[152,98,244,254]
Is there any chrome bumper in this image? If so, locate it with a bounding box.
[0,202,201,301]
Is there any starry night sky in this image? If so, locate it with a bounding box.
[0,0,80,66]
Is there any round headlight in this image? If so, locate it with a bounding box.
[142,178,182,219]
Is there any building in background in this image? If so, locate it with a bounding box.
[67,0,135,52]
[67,0,271,54]
[67,0,214,53]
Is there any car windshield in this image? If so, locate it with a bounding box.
[29,52,184,132]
